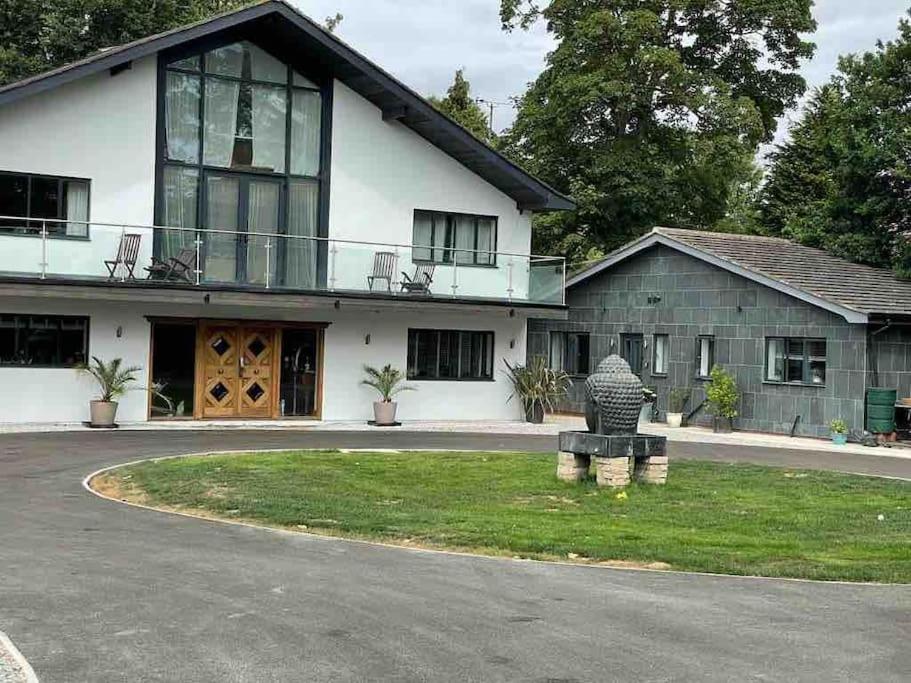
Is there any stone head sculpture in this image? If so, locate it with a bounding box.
[584,354,643,435]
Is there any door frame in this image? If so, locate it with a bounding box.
[147,317,328,421]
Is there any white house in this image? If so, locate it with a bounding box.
[0,1,571,424]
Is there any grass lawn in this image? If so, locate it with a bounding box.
[99,450,911,582]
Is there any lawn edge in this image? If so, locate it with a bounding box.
[82,449,908,587]
[0,630,39,683]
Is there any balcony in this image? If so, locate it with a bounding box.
[0,216,566,306]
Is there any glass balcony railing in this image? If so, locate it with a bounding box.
[0,215,566,305]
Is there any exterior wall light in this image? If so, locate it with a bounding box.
[365,334,371,345]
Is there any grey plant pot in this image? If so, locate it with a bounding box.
[90,400,118,427]
[373,401,398,425]
[524,402,545,424]
[713,416,733,434]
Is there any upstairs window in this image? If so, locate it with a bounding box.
[549,331,590,375]
[766,337,826,385]
[412,211,497,266]
[0,314,88,367]
[0,172,89,237]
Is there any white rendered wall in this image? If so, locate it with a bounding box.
[328,81,534,301]
[0,57,157,278]
[0,298,152,424]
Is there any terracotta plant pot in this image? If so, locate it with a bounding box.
[373,401,398,425]
[90,400,118,427]
[666,412,683,428]
[524,402,545,424]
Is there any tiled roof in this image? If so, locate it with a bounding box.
[568,227,911,322]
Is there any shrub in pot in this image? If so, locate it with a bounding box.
[504,357,571,424]
[81,357,141,427]
[666,387,690,428]
[830,419,849,445]
[361,364,413,425]
[705,365,739,433]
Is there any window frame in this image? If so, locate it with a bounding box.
[695,335,715,380]
[620,332,644,376]
[652,333,669,377]
[0,313,90,368]
[412,210,499,267]
[0,170,91,240]
[764,336,827,387]
[407,328,495,381]
[549,330,590,376]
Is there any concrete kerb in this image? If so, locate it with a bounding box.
[81,447,907,587]
[0,630,39,683]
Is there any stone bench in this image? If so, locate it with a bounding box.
[556,431,668,487]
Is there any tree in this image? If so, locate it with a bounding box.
[0,0,251,86]
[428,69,495,144]
[498,0,815,263]
[324,13,344,33]
[758,15,911,276]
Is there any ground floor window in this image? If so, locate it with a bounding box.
[652,334,669,376]
[621,333,644,376]
[549,331,590,375]
[695,336,714,379]
[766,337,826,385]
[0,314,88,367]
[407,328,494,380]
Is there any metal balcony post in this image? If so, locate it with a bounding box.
[194,233,202,286]
[451,256,458,297]
[507,258,514,300]
[329,241,338,291]
[119,227,127,283]
[264,238,272,289]
[392,246,400,294]
[39,220,48,279]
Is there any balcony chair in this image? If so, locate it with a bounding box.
[367,251,396,292]
[146,247,197,283]
[104,233,142,280]
[401,263,435,295]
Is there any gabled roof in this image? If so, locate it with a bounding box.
[568,227,911,324]
[0,0,574,212]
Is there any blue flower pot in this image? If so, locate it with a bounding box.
[831,433,847,445]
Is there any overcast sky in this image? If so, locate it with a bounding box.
[292,0,910,145]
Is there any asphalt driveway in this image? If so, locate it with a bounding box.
[1,430,908,682]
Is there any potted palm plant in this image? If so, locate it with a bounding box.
[504,357,571,424]
[81,357,141,427]
[666,387,690,428]
[361,364,413,425]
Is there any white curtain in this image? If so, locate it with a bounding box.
[251,85,287,172]
[654,335,667,374]
[432,213,448,262]
[766,338,784,381]
[165,72,200,163]
[699,338,712,377]
[476,218,495,265]
[204,176,239,282]
[65,180,89,237]
[286,181,319,288]
[454,216,475,264]
[550,332,565,371]
[203,79,240,167]
[246,181,280,285]
[291,90,321,176]
[412,211,433,261]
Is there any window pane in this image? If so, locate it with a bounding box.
[286,180,319,289]
[203,79,241,167]
[698,338,712,377]
[0,174,28,230]
[165,71,200,163]
[786,358,804,383]
[62,180,89,237]
[293,70,319,88]
[160,166,198,262]
[413,211,433,261]
[549,332,565,371]
[415,330,438,378]
[290,90,321,176]
[169,56,200,71]
[808,340,826,358]
[809,360,826,384]
[206,43,245,77]
[787,339,804,356]
[438,331,460,378]
[29,177,60,233]
[59,318,87,365]
[653,335,667,375]
[0,315,15,363]
[576,333,590,375]
[454,216,475,264]
[250,84,287,172]
[766,338,785,381]
[433,213,448,263]
[247,43,287,84]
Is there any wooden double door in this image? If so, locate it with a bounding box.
[197,323,280,419]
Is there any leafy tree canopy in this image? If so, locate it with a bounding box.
[0,0,251,85]
[428,69,495,144]
[499,0,815,264]
[758,14,911,277]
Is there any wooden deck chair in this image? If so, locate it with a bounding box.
[146,247,196,282]
[401,263,435,294]
[105,233,142,280]
[367,251,396,291]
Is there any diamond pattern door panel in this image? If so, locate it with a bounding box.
[238,327,276,418]
[200,325,239,418]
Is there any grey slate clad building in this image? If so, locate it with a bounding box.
[528,228,911,437]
